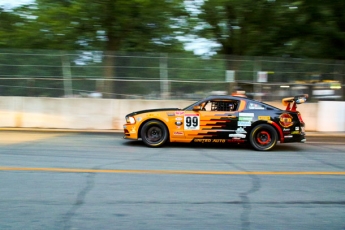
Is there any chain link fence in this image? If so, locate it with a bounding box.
[0,49,344,101]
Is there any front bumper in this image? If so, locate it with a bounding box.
[123,124,138,139]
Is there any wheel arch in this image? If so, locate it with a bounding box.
[138,118,170,140]
[250,120,283,142]
[249,123,279,151]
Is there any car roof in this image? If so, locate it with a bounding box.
[201,95,281,110]
[203,95,250,101]
[183,95,281,111]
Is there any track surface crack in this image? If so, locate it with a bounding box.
[200,151,261,230]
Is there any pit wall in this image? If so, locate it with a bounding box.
[0,97,344,132]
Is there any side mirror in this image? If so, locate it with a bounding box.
[193,105,201,111]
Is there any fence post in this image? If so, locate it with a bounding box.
[61,52,73,97]
[338,60,345,100]
[160,53,169,99]
[253,57,262,100]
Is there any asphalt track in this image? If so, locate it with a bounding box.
[0,131,344,230]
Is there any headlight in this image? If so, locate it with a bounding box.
[126,116,136,124]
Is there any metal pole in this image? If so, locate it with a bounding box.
[253,57,262,100]
[61,52,73,97]
[160,53,169,99]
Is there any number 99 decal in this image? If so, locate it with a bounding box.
[184,114,200,130]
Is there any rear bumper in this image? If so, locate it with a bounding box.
[283,133,306,143]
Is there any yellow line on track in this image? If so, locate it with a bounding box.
[0,166,345,175]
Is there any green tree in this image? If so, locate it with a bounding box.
[193,0,345,60]
[288,0,345,59]
[195,0,295,56]
[4,0,188,97]
[0,7,26,48]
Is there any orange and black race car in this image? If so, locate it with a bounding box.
[123,95,307,151]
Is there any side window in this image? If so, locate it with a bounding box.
[247,102,265,110]
[210,100,239,111]
[204,101,211,111]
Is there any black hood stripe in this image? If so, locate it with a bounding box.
[126,108,180,116]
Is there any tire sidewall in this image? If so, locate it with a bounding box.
[249,124,278,151]
[141,120,168,147]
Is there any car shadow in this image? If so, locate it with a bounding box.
[122,140,302,152]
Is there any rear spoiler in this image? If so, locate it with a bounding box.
[282,94,308,111]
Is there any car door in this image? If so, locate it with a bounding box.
[183,99,241,142]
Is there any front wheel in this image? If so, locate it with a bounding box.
[140,120,168,147]
[249,124,278,151]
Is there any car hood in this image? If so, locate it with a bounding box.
[126,108,181,116]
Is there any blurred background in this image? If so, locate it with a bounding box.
[0,0,344,101]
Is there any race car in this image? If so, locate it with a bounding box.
[123,94,307,151]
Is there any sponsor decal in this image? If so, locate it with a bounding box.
[258,116,270,121]
[238,121,251,127]
[130,128,136,134]
[239,117,253,121]
[238,113,254,126]
[194,139,211,143]
[212,139,227,143]
[279,113,293,128]
[167,112,175,116]
[228,139,245,143]
[229,134,246,138]
[239,113,254,117]
[175,121,182,126]
[236,127,247,134]
[175,117,182,121]
[184,114,200,130]
[148,113,159,117]
[194,139,226,143]
[173,131,184,135]
[248,102,265,110]
[175,111,185,116]
[283,128,290,131]
[295,127,300,131]
[291,131,300,134]
[193,138,245,143]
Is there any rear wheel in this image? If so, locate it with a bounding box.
[249,124,278,151]
[140,120,168,147]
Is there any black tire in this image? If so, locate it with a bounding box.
[249,124,278,151]
[140,120,168,147]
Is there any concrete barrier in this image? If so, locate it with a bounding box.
[0,97,192,130]
[317,101,345,132]
[0,96,342,131]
